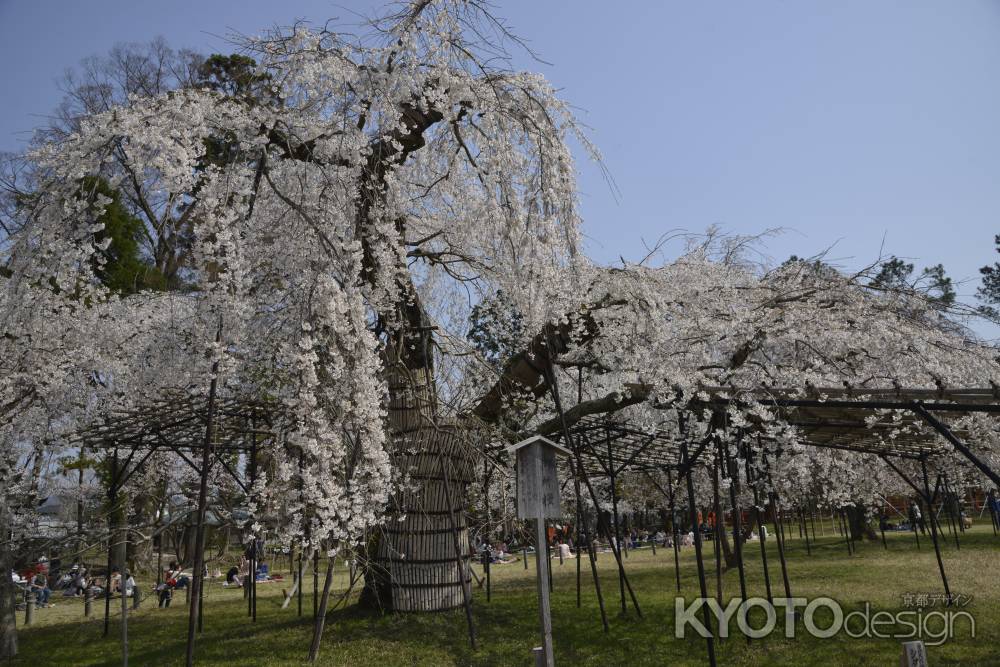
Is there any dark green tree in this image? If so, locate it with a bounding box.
[196,54,270,98]
[193,54,277,173]
[977,235,1000,318]
[79,177,167,294]
[869,255,955,308]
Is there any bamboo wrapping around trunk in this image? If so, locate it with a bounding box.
[369,366,476,612]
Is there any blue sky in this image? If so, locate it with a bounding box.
[2,1,1000,324]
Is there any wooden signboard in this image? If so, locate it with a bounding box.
[511,436,569,519]
[900,641,927,667]
[508,435,572,667]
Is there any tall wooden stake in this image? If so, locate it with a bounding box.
[442,460,476,649]
[722,438,750,645]
[666,471,682,592]
[921,458,952,604]
[745,455,773,604]
[185,320,221,667]
[711,455,723,620]
[548,357,612,629]
[120,488,129,667]
[683,439,716,667]
[103,447,119,639]
[607,436,626,615]
[572,459,608,631]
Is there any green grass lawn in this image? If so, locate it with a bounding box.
[12,521,1000,666]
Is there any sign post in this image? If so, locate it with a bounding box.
[900,640,927,667]
[509,435,571,667]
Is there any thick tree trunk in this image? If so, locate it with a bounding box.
[0,500,17,660]
[847,504,877,541]
[362,366,475,612]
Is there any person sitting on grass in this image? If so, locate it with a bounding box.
[30,571,52,608]
[157,561,181,608]
[70,565,87,597]
[109,566,123,594]
[172,565,190,590]
[225,564,243,587]
[156,581,173,608]
[123,570,136,599]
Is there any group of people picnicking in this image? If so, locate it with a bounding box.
[11,558,138,610]
[878,496,986,534]
[472,494,999,563]
[471,513,751,565]
[221,554,276,588]
[13,548,280,613]
[20,493,996,612]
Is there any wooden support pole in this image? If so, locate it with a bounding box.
[574,497,581,609]
[763,459,792,602]
[544,356,639,619]
[748,472,773,604]
[683,439,716,667]
[198,571,204,633]
[121,590,129,665]
[249,434,259,623]
[307,550,337,663]
[921,459,952,605]
[441,461,476,650]
[313,550,319,619]
[840,510,852,556]
[103,447,119,639]
[755,497,773,603]
[768,491,793,602]
[722,439,750,645]
[580,476,642,617]
[711,455,723,623]
[252,550,258,621]
[943,475,960,549]
[120,519,129,667]
[157,534,163,587]
[666,471,682,593]
[607,442,626,615]
[486,554,491,602]
[801,508,812,556]
[572,460,608,632]
[988,490,999,536]
[247,545,254,619]
[185,323,221,667]
[534,512,554,667]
